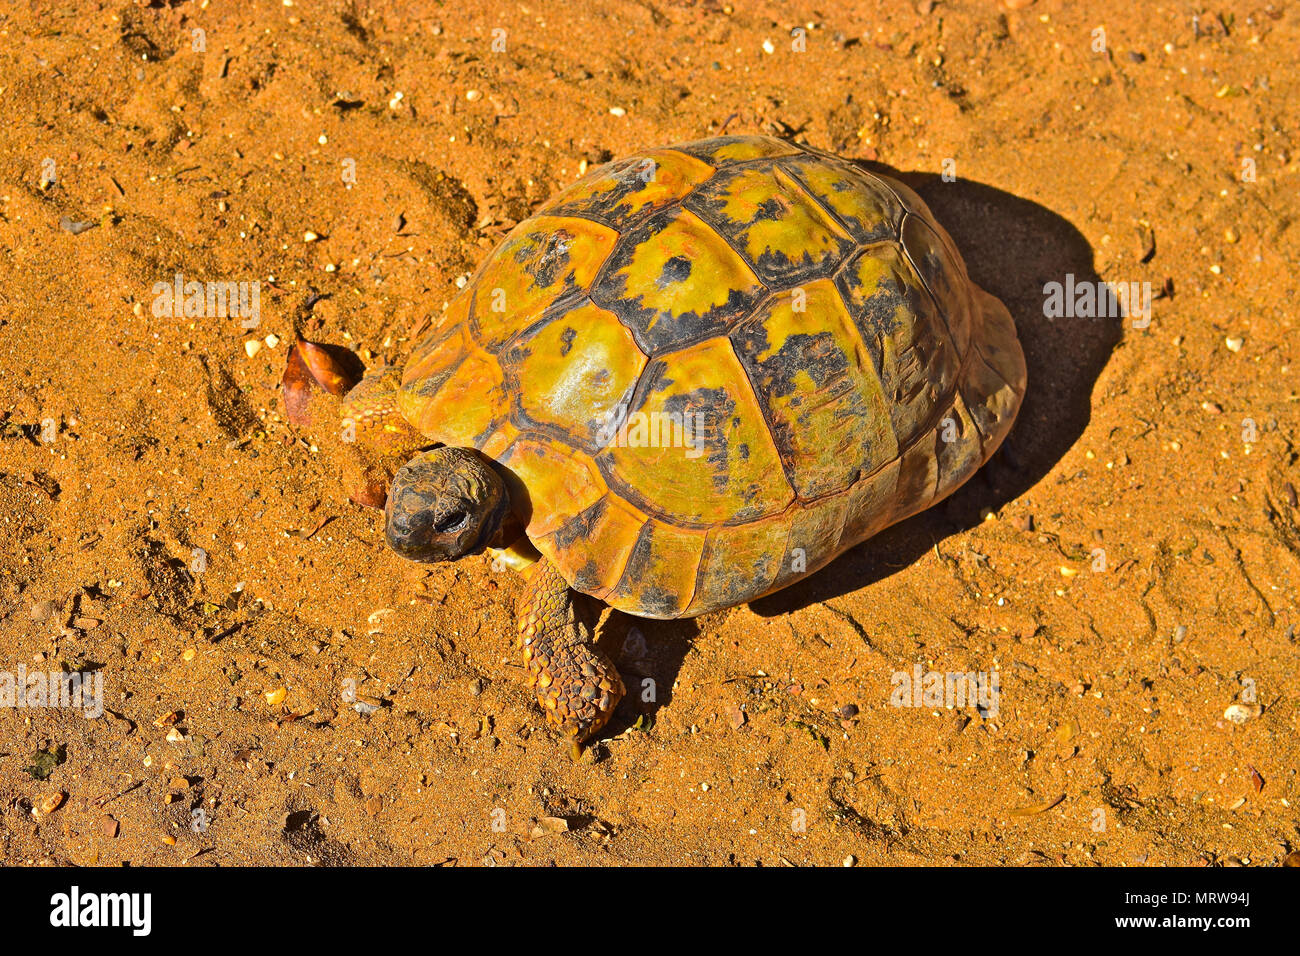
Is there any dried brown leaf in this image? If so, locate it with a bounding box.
[1248,765,1264,793]
[282,338,364,427]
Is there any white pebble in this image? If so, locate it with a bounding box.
[1224,703,1258,724]
[244,339,262,358]
[609,106,627,117]
[1225,336,1244,352]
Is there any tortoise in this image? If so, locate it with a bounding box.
[320,135,1026,746]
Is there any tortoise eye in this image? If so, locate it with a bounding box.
[433,510,469,534]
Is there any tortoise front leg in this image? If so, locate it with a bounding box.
[516,558,624,745]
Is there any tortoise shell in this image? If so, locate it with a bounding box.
[397,135,1026,619]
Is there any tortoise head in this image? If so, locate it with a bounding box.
[384,447,510,562]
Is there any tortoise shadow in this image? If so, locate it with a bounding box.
[748,169,1123,616]
[597,608,700,736]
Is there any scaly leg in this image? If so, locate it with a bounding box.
[337,365,422,507]
[516,558,624,744]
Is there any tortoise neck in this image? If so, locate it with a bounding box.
[486,535,541,573]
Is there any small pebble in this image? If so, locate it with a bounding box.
[725,702,746,729]
[1224,702,1260,724]
[843,855,857,867]
[303,230,320,242]
[1225,336,1244,352]
[609,106,627,117]
[244,339,262,358]
[36,792,65,816]
[465,89,482,102]
[59,217,96,235]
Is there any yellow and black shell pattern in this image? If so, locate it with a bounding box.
[398,135,1026,619]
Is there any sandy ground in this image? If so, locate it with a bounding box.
[1,0,1297,867]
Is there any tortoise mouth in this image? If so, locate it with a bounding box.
[386,510,489,562]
